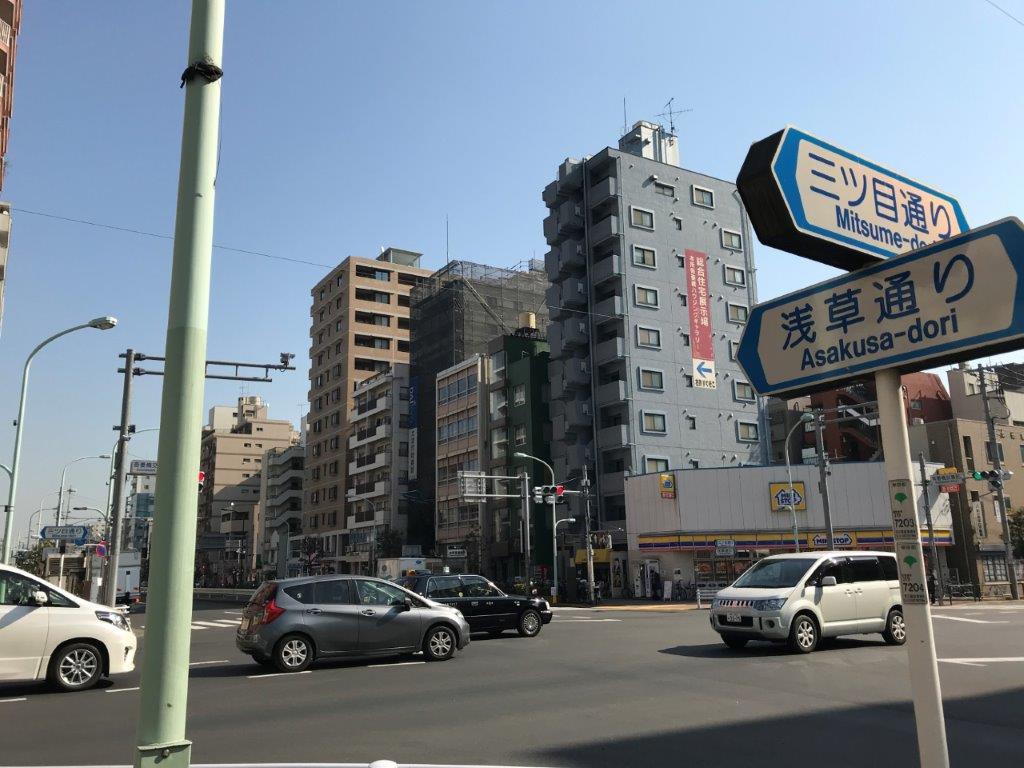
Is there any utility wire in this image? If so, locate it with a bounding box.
[983,0,1024,27]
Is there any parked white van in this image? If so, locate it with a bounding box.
[0,564,137,691]
[709,551,906,653]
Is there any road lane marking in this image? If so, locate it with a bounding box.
[190,625,208,630]
[222,610,243,614]
[192,620,238,627]
[368,661,425,668]
[0,697,26,703]
[246,670,312,679]
[105,687,140,693]
[554,618,623,622]
[932,615,1008,624]
[940,657,1024,666]
[189,659,229,666]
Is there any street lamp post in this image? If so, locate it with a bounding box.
[515,451,558,602]
[783,412,815,553]
[55,454,110,589]
[1,316,118,564]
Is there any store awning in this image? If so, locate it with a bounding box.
[638,527,953,552]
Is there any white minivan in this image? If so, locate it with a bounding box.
[709,551,906,653]
[0,564,138,691]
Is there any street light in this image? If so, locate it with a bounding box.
[1,316,118,564]
[783,412,816,553]
[514,451,559,602]
[57,455,111,527]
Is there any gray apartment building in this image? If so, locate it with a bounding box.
[543,121,765,531]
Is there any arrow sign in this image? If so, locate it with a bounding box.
[737,126,969,270]
[696,361,712,377]
[738,218,1024,398]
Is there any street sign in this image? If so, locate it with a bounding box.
[39,525,89,545]
[659,473,676,499]
[715,539,736,558]
[95,542,108,558]
[129,459,157,475]
[446,546,467,559]
[769,481,806,512]
[939,483,962,494]
[685,249,717,390]
[737,126,968,270]
[457,471,487,499]
[936,466,959,476]
[888,479,919,543]
[738,218,1024,398]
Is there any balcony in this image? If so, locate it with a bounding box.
[348,451,388,476]
[0,20,10,47]
[543,212,560,245]
[346,480,389,502]
[550,367,566,401]
[593,295,624,320]
[348,395,389,424]
[596,336,626,363]
[542,180,559,207]
[546,322,563,356]
[545,284,564,320]
[566,400,594,428]
[564,359,591,389]
[560,277,587,309]
[556,160,583,194]
[598,424,629,449]
[561,239,585,271]
[597,379,627,406]
[348,423,388,449]
[601,471,626,495]
[562,318,589,349]
[590,215,620,246]
[592,254,624,286]
[564,442,594,469]
[589,175,618,207]
[557,199,584,234]
[553,415,568,443]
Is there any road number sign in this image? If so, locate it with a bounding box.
[39,525,89,545]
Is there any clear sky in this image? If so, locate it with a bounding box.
[3,1,1023,543]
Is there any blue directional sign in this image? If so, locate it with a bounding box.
[39,525,89,545]
[738,218,1024,397]
[738,126,969,270]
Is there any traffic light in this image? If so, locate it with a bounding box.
[972,469,1013,490]
[533,485,566,504]
[198,470,206,492]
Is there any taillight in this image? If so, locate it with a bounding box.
[262,598,285,625]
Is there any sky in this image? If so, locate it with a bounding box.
[2,1,1023,545]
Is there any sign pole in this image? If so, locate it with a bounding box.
[918,452,945,604]
[876,369,948,768]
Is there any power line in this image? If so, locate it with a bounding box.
[983,0,1024,27]
[12,207,335,269]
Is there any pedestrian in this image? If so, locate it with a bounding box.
[927,573,937,605]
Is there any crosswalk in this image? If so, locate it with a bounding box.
[190,617,240,631]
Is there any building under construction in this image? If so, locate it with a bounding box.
[407,260,549,551]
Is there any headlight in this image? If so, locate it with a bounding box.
[96,610,131,632]
[752,598,787,612]
[711,598,722,609]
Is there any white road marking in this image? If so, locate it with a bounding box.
[105,687,140,693]
[191,620,238,627]
[190,625,207,630]
[932,615,1008,625]
[0,697,26,703]
[368,661,425,668]
[222,610,243,615]
[554,618,622,622]
[189,659,229,666]
[246,670,312,679]
[940,657,1024,666]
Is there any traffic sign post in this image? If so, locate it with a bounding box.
[39,525,89,546]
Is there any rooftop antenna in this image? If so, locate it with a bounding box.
[445,215,450,265]
[656,97,693,136]
[622,96,628,134]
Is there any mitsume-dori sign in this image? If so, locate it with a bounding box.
[738,218,1024,397]
[737,126,969,270]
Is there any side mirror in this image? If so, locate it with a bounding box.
[402,597,414,611]
[820,576,837,587]
[32,590,49,606]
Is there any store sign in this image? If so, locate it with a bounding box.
[685,249,716,389]
[812,532,853,547]
[769,481,807,512]
[715,539,736,558]
[659,473,676,499]
[446,546,467,559]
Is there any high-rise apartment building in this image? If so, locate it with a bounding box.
[409,260,548,550]
[307,248,431,573]
[543,121,763,531]
[126,460,157,553]
[197,396,298,586]
[258,444,304,579]
[0,0,23,190]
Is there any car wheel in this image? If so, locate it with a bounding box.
[273,634,314,673]
[49,642,103,692]
[423,625,457,661]
[883,608,907,646]
[721,634,748,650]
[517,609,542,637]
[788,613,819,654]
[251,653,274,667]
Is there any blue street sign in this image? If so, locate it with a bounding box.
[738,126,969,270]
[39,525,89,546]
[696,360,712,377]
[738,218,1024,397]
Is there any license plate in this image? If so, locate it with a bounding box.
[725,612,742,624]
[240,617,252,633]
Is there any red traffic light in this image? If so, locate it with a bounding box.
[555,485,564,496]
[198,470,206,490]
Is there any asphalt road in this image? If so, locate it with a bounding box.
[2,601,1023,767]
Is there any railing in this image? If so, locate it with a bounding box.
[0,19,11,47]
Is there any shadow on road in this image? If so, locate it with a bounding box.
[659,636,884,659]
[530,687,1024,767]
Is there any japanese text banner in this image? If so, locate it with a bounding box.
[686,248,716,389]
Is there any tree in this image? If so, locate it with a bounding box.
[375,527,403,558]
[1009,508,1024,560]
[15,544,46,576]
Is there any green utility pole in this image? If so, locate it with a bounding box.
[135,3,224,768]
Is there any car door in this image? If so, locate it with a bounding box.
[810,558,858,633]
[0,570,51,681]
[460,576,502,630]
[354,579,423,654]
[287,579,361,655]
[426,575,473,625]
[849,556,890,631]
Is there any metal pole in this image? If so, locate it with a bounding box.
[978,367,1020,600]
[520,470,532,592]
[783,423,801,552]
[814,411,835,548]
[582,465,595,603]
[105,349,135,606]
[136,3,223,766]
[918,452,944,605]
[875,369,948,768]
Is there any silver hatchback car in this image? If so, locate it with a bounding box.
[236,575,471,672]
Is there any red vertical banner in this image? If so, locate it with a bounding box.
[685,249,716,389]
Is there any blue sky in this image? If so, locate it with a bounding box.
[3,1,1023,542]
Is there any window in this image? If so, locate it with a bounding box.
[654,182,674,197]
[645,457,670,473]
[964,436,975,472]
[1019,443,1024,463]
[737,421,759,442]
[398,340,410,353]
[729,340,740,361]
[734,381,756,402]
[355,288,390,304]
[634,285,659,308]
[850,557,884,582]
[356,579,408,606]
[691,185,715,208]
[673,217,683,231]
[489,389,506,417]
[461,576,500,598]
[879,556,898,580]
[684,374,693,388]
[638,368,664,391]
[630,206,655,229]
[689,459,700,469]
[491,427,508,459]
[679,294,687,307]
[814,559,854,585]
[981,553,1009,583]
[313,580,357,604]
[724,266,746,287]
[632,245,656,268]
[727,303,749,324]
[514,424,527,447]
[641,411,667,434]
[513,383,526,406]
[909,399,922,411]
[986,441,1004,462]
[721,229,743,251]
[636,326,661,349]
[0,571,47,606]
[490,351,506,384]
[686,415,697,430]
[426,576,464,599]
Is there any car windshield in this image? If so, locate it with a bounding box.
[731,559,815,589]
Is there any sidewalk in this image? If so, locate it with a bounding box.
[553,599,703,613]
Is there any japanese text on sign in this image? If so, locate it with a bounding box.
[685,248,716,389]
